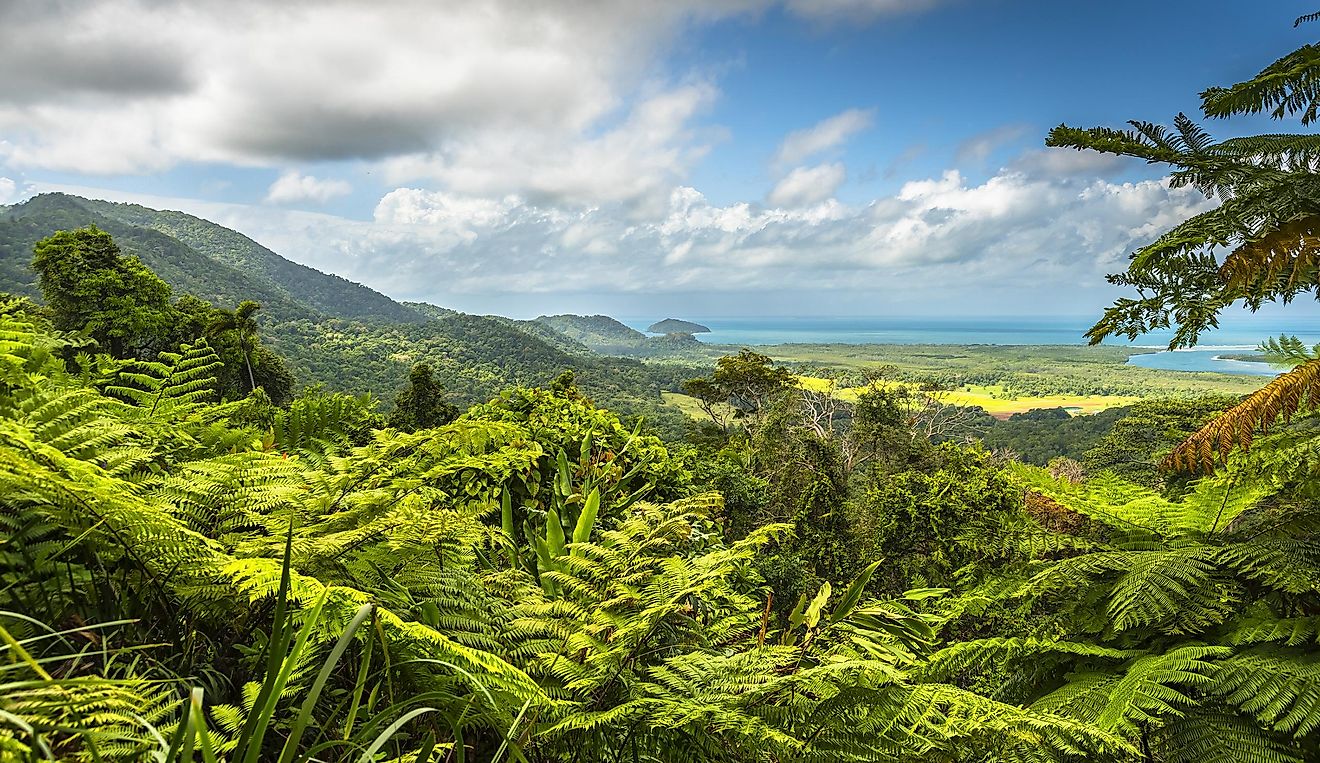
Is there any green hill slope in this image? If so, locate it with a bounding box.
[537,314,647,346]
[0,193,686,435]
[0,194,314,320]
[81,196,422,323]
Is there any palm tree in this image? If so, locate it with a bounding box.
[208,300,261,393]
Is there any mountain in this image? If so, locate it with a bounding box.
[84,198,422,323]
[1,193,314,320]
[1,194,421,323]
[0,193,688,435]
[647,318,710,334]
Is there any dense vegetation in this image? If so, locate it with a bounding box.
[7,16,1320,763]
[0,194,689,436]
[979,406,1128,465]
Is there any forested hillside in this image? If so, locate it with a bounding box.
[535,313,646,349]
[0,194,316,321]
[0,194,686,432]
[81,196,423,323]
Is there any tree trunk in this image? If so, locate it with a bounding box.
[241,336,257,393]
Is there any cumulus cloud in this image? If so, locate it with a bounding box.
[0,177,18,204]
[1010,147,1133,178]
[768,162,846,207]
[774,108,875,168]
[265,171,352,205]
[143,162,1206,312]
[0,1,767,213]
[379,83,720,212]
[0,2,751,179]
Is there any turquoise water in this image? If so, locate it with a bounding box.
[1127,348,1280,377]
[619,314,1320,377]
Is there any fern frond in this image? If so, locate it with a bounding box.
[1210,647,1320,736]
[1166,357,1320,471]
[1202,43,1320,123]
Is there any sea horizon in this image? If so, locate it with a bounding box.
[616,313,1320,349]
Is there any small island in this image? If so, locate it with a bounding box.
[647,318,711,334]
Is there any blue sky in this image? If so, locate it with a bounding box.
[1,0,1315,320]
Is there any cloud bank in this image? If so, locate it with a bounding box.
[2,0,1198,317]
[94,160,1198,315]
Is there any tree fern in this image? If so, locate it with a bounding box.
[1047,18,1320,349]
[105,339,224,416]
[1167,360,1320,470]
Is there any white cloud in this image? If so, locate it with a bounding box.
[1010,147,1132,178]
[0,1,766,214]
[774,108,875,167]
[36,155,1212,315]
[213,165,1207,311]
[265,171,352,205]
[379,83,720,212]
[0,177,17,204]
[768,162,847,207]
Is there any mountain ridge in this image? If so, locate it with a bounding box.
[0,193,689,435]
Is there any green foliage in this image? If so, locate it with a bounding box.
[271,388,383,452]
[851,444,1022,592]
[934,444,1320,761]
[105,339,225,415]
[1082,396,1237,489]
[1,306,1148,762]
[1259,334,1320,367]
[683,349,794,435]
[980,407,1127,466]
[1047,20,1320,347]
[387,363,459,432]
[32,225,174,358]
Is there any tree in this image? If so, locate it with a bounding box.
[683,350,794,437]
[387,363,458,432]
[1049,13,1320,468]
[850,444,1020,593]
[206,300,263,393]
[31,226,173,357]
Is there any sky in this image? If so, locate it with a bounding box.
[0,0,1315,319]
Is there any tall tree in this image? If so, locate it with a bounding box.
[387,363,458,432]
[207,300,262,393]
[683,350,794,437]
[31,226,173,357]
[1049,13,1320,467]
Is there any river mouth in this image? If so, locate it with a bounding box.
[1126,347,1279,376]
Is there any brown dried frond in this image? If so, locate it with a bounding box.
[1219,215,1320,299]
[1165,357,1320,472]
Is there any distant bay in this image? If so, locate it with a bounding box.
[619,314,1320,377]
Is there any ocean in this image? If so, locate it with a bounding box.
[619,314,1320,377]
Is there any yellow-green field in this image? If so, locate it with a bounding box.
[794,376,1141,417]
[665,381,1142,421]
[661,391,738,422]
[657,343,1264,422]
[945,388,1143,416]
